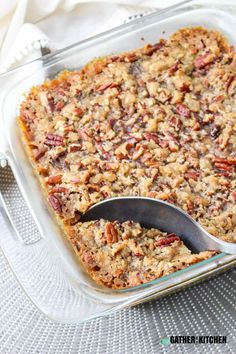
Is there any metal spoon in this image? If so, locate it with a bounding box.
[81,197,236,254]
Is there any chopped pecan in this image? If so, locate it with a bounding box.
[48,195,62,213]
[82,250,100,271]
[105,223,118,244]
[22,109,36,124]
[231,191,236,202]
[97,82,118,92]
[96,142,111,159]
[145,133,159,143]
[176,103,191,118]
[192,121,201,131]
[159,140,169,148]
[68,211,81,225]
[212,94,225,103]
[45,133,64,147]
[34,147,47,161]
[194,53,214,69]
[169,116,182,131]
[180,83,190,93]
[68,144,82,152]
[141,152,152,163]
[226,75,235,93]
[124,53,138,62]
[49,186,68,194]
[143,40,165,56]
[78,128,90,141]
[168,60,179,76]
[74,107,84,117]
[184,171,200,181]
[154,233,180,247]
[55,101,65,111]
[108,118,117,129]
[46,175,62,185]
[186,199,194,213]
[210,125,221,138]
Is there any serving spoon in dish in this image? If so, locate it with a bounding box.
[81,197,236,255]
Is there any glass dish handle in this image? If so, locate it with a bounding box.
[0,187,24,244]
[0,159,41,245]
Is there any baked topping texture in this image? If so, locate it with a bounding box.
[69,220,215,289]
[18,27,235,288]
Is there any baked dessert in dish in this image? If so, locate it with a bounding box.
[68,220,215,288]
[18,27,235,288]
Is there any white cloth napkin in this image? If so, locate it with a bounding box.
[0,0,183,73]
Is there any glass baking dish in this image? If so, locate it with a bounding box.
[0,0,236,323]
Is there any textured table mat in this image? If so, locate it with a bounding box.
[0,166,236,353]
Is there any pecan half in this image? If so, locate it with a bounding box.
[154,233,180,247]
[45,133,64,147]
[48,195,62,213]
[105,223,118,244]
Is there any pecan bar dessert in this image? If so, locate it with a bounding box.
[68,220,215,288]
[18,27,235,288]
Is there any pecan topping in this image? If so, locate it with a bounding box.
[184,171,200,181]
[46,175,62,185]
[34,147,47,161]
[210,125,221,138]
[55,101,65,111]
[176,103,191,118]
[48,195,62,213]
[78,128,90,141]
[97,82,118,92]
[213,157,236,172]
[231,192,236,202]
[74,107,84,117]
[22,110,35,124]
[68,144,82,152]
[105,223,118,243]
[154,233,180,247]
[49,186,68,194]
[143,40,165,56]
[168,61,179,76]
[45,133,64,147]
[145,133,159,143]
[82,250,100,271]
[194,53,214,69]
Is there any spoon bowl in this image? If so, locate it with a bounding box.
[81,197,236,254]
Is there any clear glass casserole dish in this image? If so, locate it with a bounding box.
[0,0,236,323]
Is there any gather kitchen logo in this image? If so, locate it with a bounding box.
[160,335,227,345]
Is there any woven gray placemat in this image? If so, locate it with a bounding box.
[0,166,236,354]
